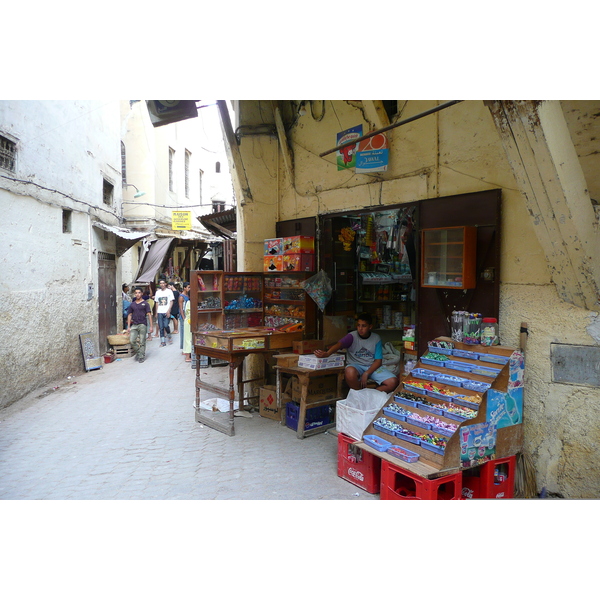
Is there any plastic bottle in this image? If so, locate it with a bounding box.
[481,317,499,346]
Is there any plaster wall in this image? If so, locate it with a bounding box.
[0,100,122,408]
[233,99,600,497]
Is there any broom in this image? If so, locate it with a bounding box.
[513,322,538,498]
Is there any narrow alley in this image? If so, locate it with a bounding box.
[0,337,376,501]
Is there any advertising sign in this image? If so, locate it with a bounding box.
[172,211,192,231]
[336,125,363,170]
[356,132,389,172]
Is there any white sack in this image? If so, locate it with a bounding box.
[336,388,390,441]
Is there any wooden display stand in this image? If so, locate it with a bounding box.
[355,337,524,483]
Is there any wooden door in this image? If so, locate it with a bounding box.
[98,253,117,354]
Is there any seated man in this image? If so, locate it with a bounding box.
[314,312,399,393]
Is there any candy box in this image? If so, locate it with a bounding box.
[387,445,419,463]
[264,255,283,272]
[264,238,283,255]
[283,235,315,254]
[363,434,392,453]
[283,254,315,272]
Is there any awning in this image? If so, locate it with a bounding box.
[198,208,236,239]
[134,237,175,284]
[92,222,151,257]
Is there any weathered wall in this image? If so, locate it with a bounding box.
[233,99,600,498]
[0,101,122,408]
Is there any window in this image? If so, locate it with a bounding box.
[185,150,191,198]
[103,179,114,205]
[215,161,221,174]
[382,100,398,121]
[212,200,225,213]
[0,134,16,172]
[62,209,72,233]
[121,141,127,184]
[199,169,203,204]
[169,147,175,192]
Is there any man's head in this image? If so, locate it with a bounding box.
[122,283,129,292]
[133,286,143,300]
[159,279,167,289]
[183,282,190,293]
[356,312,373,339]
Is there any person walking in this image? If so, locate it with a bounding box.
[168,282,180,334]
[179,281,190,352]
[126,287,153,363]
[154,278,174,347]
[183,293,192,362]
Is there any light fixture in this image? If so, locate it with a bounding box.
[124,183,146,198]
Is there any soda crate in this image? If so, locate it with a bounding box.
[113,344,133,357]
[285,401,331,432]
[337,432,381,494]
[381,460,463,500]
[480,455,516,499]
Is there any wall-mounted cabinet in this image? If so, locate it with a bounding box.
[190,270,224,333]
[263,272,316,338]
[420,226,477,289]
[223,272,263,329]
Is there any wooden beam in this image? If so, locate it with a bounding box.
[273,104,294,184]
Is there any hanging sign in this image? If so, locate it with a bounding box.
[336,125,363,170]
[172,211,192,230]
[356,132,389,173]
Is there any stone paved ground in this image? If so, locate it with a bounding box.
[0,335,378,501]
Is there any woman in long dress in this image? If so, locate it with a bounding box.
[183,297,192,362]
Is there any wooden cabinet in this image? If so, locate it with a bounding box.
[263,272,316,338]
[190,270,224,334]
[420,226,477,289]
[223,272,263,329]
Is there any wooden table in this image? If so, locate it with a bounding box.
[275,365,346,439]
[194,327,303,436]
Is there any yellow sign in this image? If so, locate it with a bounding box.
[172,211,192,230]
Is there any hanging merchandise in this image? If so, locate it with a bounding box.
[339,226,356,251]
[300,270,332,312]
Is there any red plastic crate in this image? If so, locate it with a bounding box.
[337,433,381,494]
[480,455,516,499]
[381,459,462,500]
[461,467,483,499]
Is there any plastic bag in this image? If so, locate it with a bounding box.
[336,388,390,440]
[300,269,332,312]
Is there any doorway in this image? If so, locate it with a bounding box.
[98,252,117,354]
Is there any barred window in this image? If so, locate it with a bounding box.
[103,179,114,205]
[169,147,175,192]
[121,141,127,183]
[0,135,16,172]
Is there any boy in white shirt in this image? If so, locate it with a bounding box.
[154,279,175,346]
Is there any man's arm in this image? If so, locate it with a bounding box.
[146,305,153,332]
[314,341,342,358]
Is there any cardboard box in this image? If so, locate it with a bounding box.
[292,339,325,354]
[264,238,283,255]
[283,236,315,254]
[259,385,291,421]
[283,254,315,272]
[275,353,299,368]
[291,374,337,403]
[264,255,283,272]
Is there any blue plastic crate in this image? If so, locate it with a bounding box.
[421,357,446,368]
[427,390,455,402]
[443,410,469,422]
[471,365,501,377]
[432,425,456,437]
[406,416,432,430]
[383,407,407,421]
[453,396,481,410]
[387,445,420,463]
[373,422,401,436]
[396,432,421,445]
[286,401,330,432]
[411,368,440,382]
[363,435,392,452]
[479,353,509,365]
[452,348,480,360]
[420,440,445,455]
[445,360,473,373]
[435,373,468,387]
[463,380,491,393]
[417,401,444,416]
[394,394,419,408]
[403,384,427,397]
[428,345,453,355]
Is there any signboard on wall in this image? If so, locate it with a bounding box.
[336,125,363,170]
[172,211,192,230]
[146,101,198,127]
[356,132,389,172]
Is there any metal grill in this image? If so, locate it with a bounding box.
[0,135,16,172]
